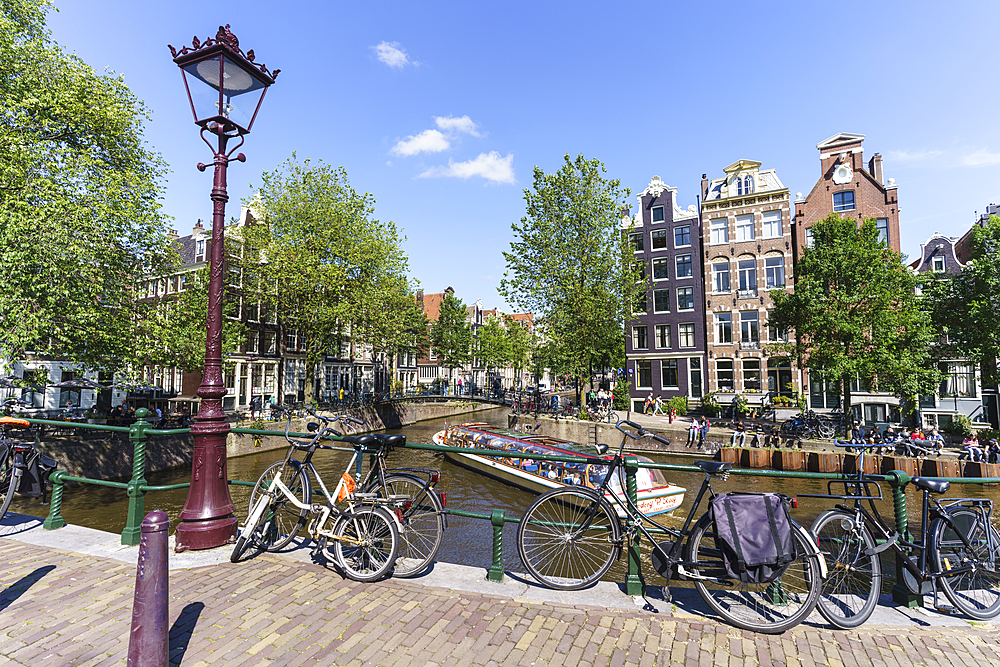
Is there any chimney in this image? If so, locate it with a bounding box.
[193,219,204,236]
[167,229,179,239]
[701,173,709,199]
[869,153,883,185]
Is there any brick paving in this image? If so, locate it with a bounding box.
[1,539,999,667]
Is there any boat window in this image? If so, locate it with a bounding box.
[637,467,670,489]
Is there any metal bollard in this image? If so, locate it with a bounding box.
[127,510,169,667]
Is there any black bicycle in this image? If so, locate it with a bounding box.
[515,420,824,633]
[0,416,58,522]
[802,440,1000,627]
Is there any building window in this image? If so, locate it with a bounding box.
[738,259,757,293]
[635,292,647,313]
[765,256,785,289]
[932,256,945,273]
[655,324,671,349]
[940,362,975,398]
[634,260,646,279]
[652,258,669,280]
[632,325,648,350]
[805,227,814,248]
[286,330,297,351]
[661,360,679,388]
[636,360,652,388]
[735,214,755,242]
[742,359,761,391]
[196,239,205,258]
[678,323,696,348]
[875,218,889,244]
[262,331,276,354]
[716,359,734,390]
[245,301,259,322]
[833,190,855,211]
[247,331,259,354]
[652,206,665,223]
[653,289,670,312]
[651,230,667,249]
[740,311,759,344]
[736,174,753,196]
[766,311,788,342]
[675,225,691,247]
[677,287,694,310]
[762,210,781,238]
[715,313,732,344]
[713,261,731,293]
[629,232,644,252]
[675,254,693,278]
[710,218,728,245]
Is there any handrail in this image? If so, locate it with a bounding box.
[23,411,1000,602]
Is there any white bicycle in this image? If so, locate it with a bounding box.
[231,407,408,582]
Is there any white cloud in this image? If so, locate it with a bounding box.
[391,129,450,156]
[885,149,943,163]
[418,151,515,184]
[434,115,481,137]
[961,149,1000,167]
[372,41,411,68]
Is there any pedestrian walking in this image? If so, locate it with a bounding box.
[643,394,653,414]
[653,395,665,416]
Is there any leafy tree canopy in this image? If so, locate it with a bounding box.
[429,291,472,377]
[235,155,416,395]
[769,214,937,422]
[0,0,171,373]
[499,154,642,401]
[925,215,1000,385]
[476,314,510,376]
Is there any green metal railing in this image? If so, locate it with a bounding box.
[22,411,1000,603]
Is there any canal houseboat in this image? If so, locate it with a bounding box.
[433,422,685,517]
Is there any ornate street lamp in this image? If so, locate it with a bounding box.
[169,26,279,551]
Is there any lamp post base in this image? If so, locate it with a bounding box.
[174,516,237,552]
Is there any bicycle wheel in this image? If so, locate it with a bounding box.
[687,515,821,634]
[247,460,310,551]
[516,487,621,591]
[816,421,835,439]
[231,496,273,562]
[810,510,881,628]
[368,474,444,578]
[0,452,17,522]
[931,507,1000,620]
[332,506,399,582]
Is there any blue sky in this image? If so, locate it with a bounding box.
[47,0,1000,311]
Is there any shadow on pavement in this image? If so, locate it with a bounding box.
[0,565,56,613]
[169,601,205,666]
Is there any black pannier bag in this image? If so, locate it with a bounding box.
[16,448,58,500]
[710,492,797,584]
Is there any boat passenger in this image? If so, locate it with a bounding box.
[546,467,559,480]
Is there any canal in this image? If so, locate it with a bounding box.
[10,408,1000,587]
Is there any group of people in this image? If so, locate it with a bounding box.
[687,416,712,448]
[960,436,1000,463]
[850,425,946,456]
[586,388,614,408]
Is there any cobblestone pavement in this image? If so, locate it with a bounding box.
[2,540,999,667]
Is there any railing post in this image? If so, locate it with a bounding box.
[42,470,67,530]
[127,510,169,667]
[487,509,505,583]
[122,408,152,546]
[623,454,645,596]
[886,469,922,607]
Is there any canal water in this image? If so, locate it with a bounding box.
[11,408,999,587]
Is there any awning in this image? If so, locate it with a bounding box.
[168,395,201,402]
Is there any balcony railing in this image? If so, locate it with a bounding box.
[740,341,760,351]
[737,288,757,299]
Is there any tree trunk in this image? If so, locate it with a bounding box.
[842,373,853,436]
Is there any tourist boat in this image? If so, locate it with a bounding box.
[432,422,685,517]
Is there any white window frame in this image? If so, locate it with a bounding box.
[715,313,732,344]
[651,258,669,281]
[762,210,782,238]
[674,224,692,248]
[675,253,693,279]
[677,286,694,311]
[651,229,668,250]
[764,256,785,289]
[710,218,729,245]
[735,214,755,242]
[678,323,696,348]
[932,256,945,272]
[655,324,671,349]
[651,206,665,223]
[713,261,731,293]
[653,288,670,313]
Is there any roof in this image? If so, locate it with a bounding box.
[816,132,866,151]
[704,162,787,202]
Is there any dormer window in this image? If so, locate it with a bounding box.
[196,239,206,259]
[932,256,945,273]
[737,175,753,196]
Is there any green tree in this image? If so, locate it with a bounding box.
[236,156,416,401]
[0,0,171,373]
[139,268,246,373]
[500,154,643,405]
[769,214,937,426]
[429,291,472,391]
[476,314,510,385]
[925,215,1000,386]
[505,316,532,391]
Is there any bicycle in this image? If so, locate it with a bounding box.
[231,407,399,581]
[802,440,1000,628]
[515,420,824,633]
[232,406,446,579]
[0,415,58,522]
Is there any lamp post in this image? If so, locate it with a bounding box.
[169,26,278,551]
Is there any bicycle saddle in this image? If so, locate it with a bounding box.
[341,435,379,450]
[911,477,950,494]
[695,461,732,474]
[377,434,405,449]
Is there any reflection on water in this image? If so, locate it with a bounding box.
[11,408,1000,586]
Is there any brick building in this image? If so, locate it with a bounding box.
[699,161,797,406]
[624,176,705,412]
